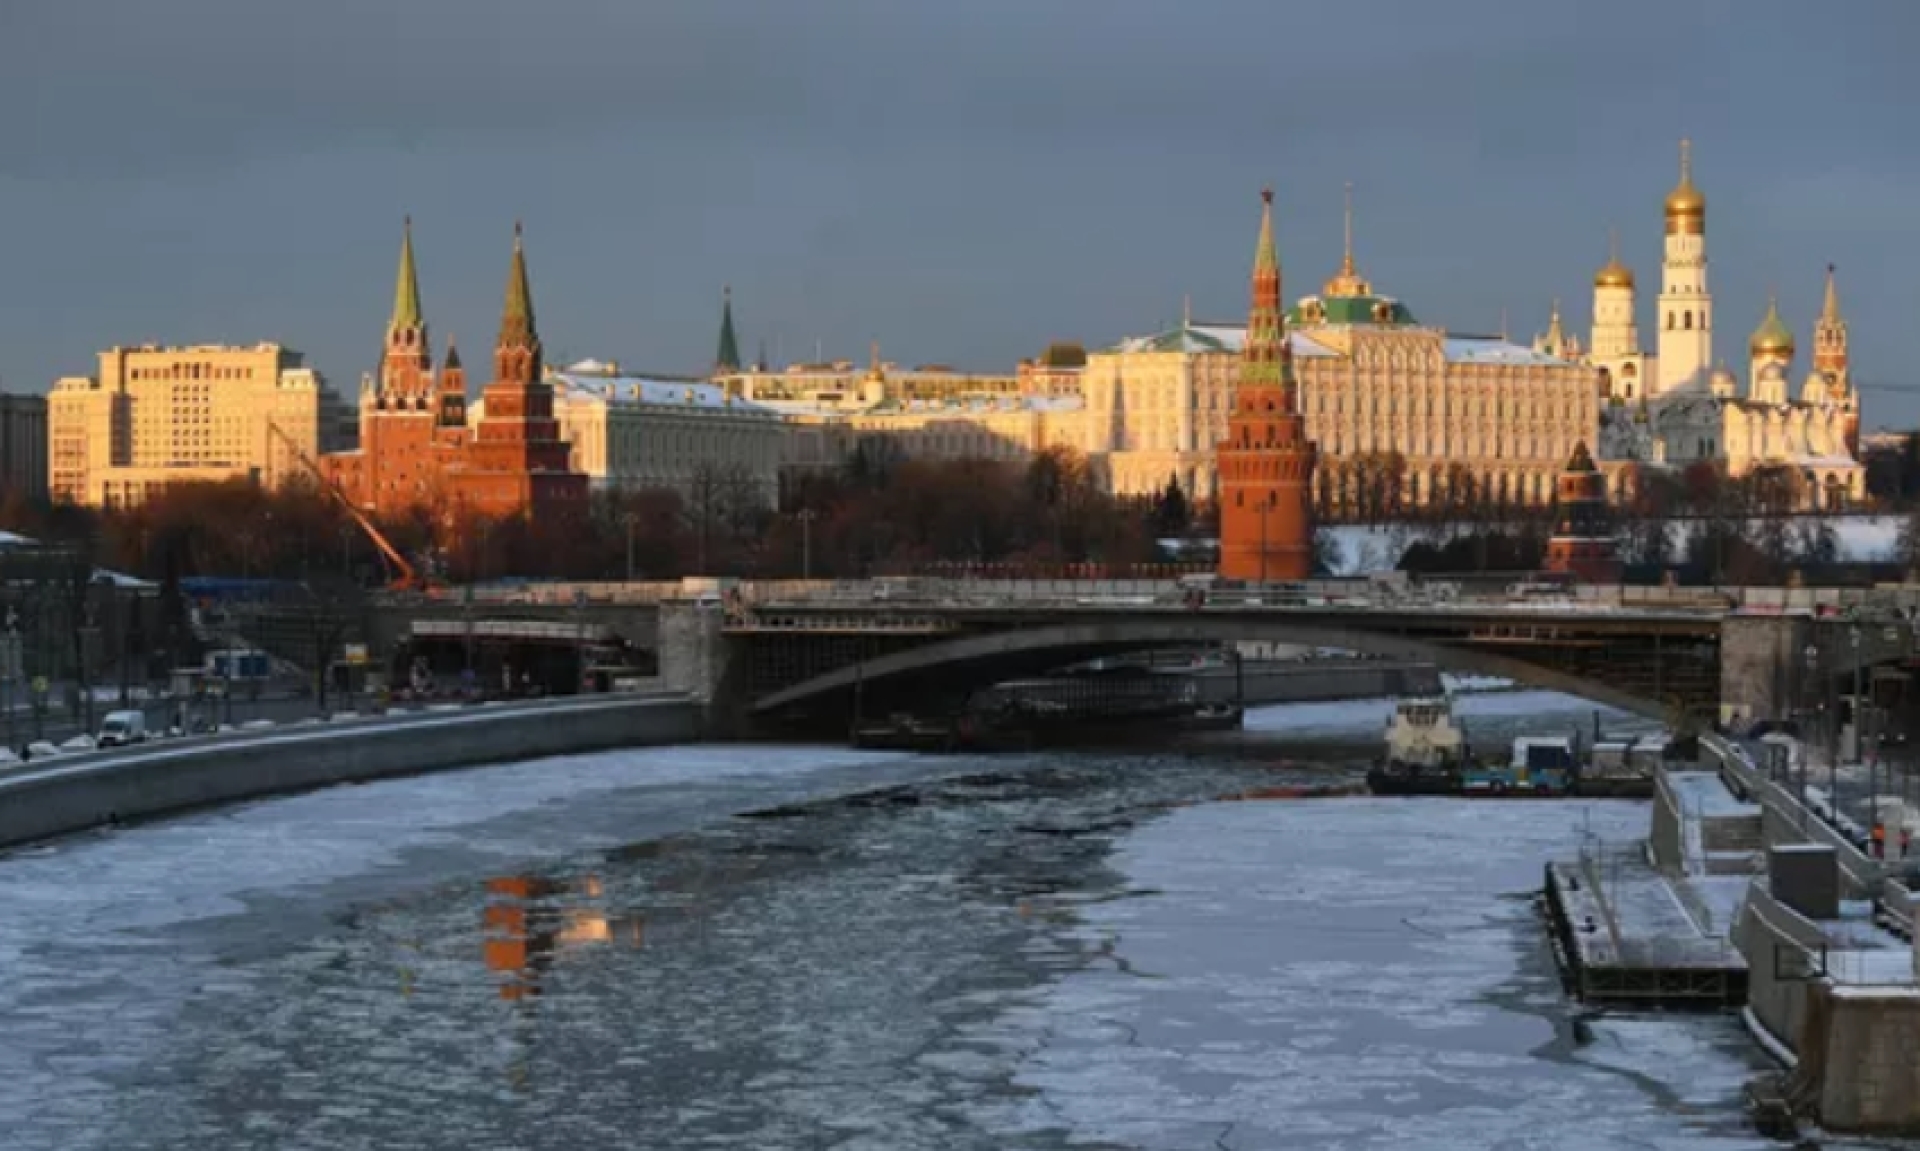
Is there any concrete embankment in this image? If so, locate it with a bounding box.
[1698,736,1920,1135]
[0,693,701,850]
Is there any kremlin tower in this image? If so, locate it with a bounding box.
[1216,190,1317,582]
[322,222,587,524]
[1543,442,1621,583]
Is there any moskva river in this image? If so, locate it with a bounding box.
[3,691,1876,1150]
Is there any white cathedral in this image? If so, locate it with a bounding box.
[1535,141,1864,510]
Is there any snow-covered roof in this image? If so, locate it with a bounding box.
[1109,325,1564,366]
[1108,326,1339,358]
[550,370,779,417]
[1440,337,1574,367]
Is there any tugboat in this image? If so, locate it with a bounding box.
[1366,697,1471,796]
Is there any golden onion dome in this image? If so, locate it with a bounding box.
[1749,297,1795,358]
[1665,139,1705,230]
[1665,182,1706,218]
[1593,259,1635,290]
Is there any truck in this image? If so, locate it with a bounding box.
[1462,734,1578,796]
[97,710,149,748]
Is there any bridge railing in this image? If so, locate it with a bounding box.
[383,578,1920,615]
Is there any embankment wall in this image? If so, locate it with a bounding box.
[0,694,700,850]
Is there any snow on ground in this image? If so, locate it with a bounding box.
[1319,514,1903,576]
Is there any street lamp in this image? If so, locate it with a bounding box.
[1801,641,1819,818]
[797,508,817,581]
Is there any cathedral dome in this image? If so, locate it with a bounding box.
[1709,364,1738,394]
[1749,298,1795,358]
[1593,259,1634,290]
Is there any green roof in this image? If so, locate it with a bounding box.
[1287,293,1416,327]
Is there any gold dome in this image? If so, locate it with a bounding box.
[1664,139,1705,232]
[1594,260,1634,289]
[1749,296,1795,358]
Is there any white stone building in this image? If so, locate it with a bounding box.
[1591,141,1864,507]
[530,360,786,507]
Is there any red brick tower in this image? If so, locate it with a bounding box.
[435,337,469,448]
[383,215,433,399]
[1544,442,1622,582]
[1217,190,1317,581]
[454,224,588,518]
[1813,263,1859,458]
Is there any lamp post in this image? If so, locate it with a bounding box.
[623,512,639,583]
[1850,625,1863,767]
[1802,641,1819,822]
[573,589,589,696]
[2,606,17,754]
[797,508,816,581]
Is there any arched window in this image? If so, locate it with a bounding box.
[1683,311,1693,331]
[1667,312,1675,330]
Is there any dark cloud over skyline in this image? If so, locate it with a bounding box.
[3,0,1918,424]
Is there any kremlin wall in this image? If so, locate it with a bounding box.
[43,140,1867,532]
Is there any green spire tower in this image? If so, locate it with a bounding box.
[383,216,431,387]
[494,222,542,384]
[715,286,742,375]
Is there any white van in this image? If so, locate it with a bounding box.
[98,710,149,748]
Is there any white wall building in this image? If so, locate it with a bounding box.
[537,360,786,507]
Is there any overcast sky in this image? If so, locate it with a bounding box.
[3,0,1918,426]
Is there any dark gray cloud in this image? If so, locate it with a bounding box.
[3,0,1918,425]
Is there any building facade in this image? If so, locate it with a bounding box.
[0,393,48,500]
[1592,142,1864,507]
[322,222,590,523]
[48,343,346,507]
[1079,222,1600,513]
[539,361,786,507]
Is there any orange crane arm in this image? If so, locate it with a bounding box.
[267,423,421,589]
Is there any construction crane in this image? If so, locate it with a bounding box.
[266,423,425,591]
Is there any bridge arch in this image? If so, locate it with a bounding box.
[751,617,1671,719]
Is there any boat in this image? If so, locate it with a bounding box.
[1462,734,1578,797]
[852,712,957,752]
[1366,696,1470,796]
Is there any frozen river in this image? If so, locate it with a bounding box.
[0,690,1846,1149]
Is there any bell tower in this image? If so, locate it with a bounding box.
[1655,139,1713,395]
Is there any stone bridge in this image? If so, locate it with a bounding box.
[721,600,1720,725]
[359,577,1919,735]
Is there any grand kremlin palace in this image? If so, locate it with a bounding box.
[1077,256,1600,511]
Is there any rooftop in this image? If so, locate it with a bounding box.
[1108,324,1573,366]
[550,364,778,417]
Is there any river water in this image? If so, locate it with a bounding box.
[0,691,1867,1149]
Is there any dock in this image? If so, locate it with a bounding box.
[1544,845,1747,1005]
